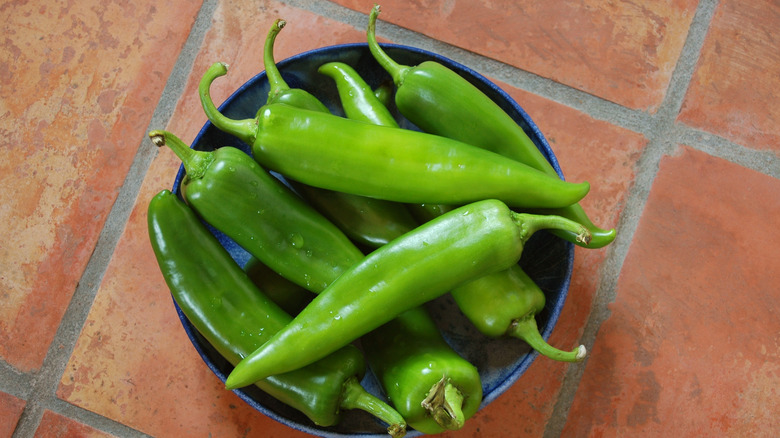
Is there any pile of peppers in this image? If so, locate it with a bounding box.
[147,6,615,436]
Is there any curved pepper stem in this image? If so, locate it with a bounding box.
[421,376,466,431]
[552,210,617,249]
[340,376,407,438]
[149,130,214,181]
[512,212,591,246]
[264,19,290,99]
[508,314,586,362]
[198,62,258,144]
[536,203,617,249]
[367,4,411,87]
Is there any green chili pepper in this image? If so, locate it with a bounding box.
[149,130,363,293]
[323,61,584,364]
[322,60,584,364]
[361,307,482,434]
[409,204,586,362]
[199,62,590,209]
[147,189,406,435]
[225,199,591,389]
[293,186,421,249]
[260,25,420,249]
[367,5,615,249]
[453,264,586,362]
[295,61,418,248]
[320,66,483,432]
[246,254,482,433]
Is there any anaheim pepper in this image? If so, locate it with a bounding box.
[198,61,590,209]
[367,4,615,248]
[225,200,590,389]
[147,189,406,435]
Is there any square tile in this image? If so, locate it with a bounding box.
[332,0,698,111]
[563,146,780,436]
[678,0,780,152]
[0,0,202,372]
[35,410,114,438]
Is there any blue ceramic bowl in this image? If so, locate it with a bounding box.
[171,43,574,437]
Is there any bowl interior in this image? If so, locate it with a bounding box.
[171,43,574,437]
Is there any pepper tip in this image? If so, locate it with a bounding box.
[224,370,242,390]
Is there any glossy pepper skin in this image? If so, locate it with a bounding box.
[361,307,482,434]
[319,61,399,127]
[409,205,586,363]
[326,60,585,364]
[367,5,615,249]
[149,130,363,293]
[147,190,406,435]
[262,50,483,431]
[453,264,586,361]
[293,185,420,249]
[199,62,591,209]
[225,199,591,389]
[373,80,396,109]
[299,61,418,248]
[260,24,420,249]
[322,66,482,433]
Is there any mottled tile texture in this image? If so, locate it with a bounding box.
[333,0,698,111]
[679,0,780,152]
[0,0,202,372]
[0,392,25,438]
[34,411,115,438]
[58,2,372,437]
[563,146,780,436]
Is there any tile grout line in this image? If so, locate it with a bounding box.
[295,1,779,175]
[295,2,660,139]
[543,0,723,437]
[303,0,780,175]
[9,1,218,437]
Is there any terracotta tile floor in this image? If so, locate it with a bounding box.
[2,0,779,436]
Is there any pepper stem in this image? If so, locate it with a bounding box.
[512,212,592,245]
[148,130,214,181]
[340,376,407,438]
[198,62,257,144]
[367,4,410,87]
[507,314,587,362]
[536,203,617,249]
[421,376,466,431]
[264,19,291,100]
